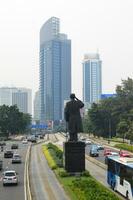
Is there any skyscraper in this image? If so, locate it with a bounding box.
[40,17,71,122]
[83,53,102,107]
[33,91,40,122]
[0,87,32,114]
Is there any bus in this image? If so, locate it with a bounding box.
[107,156,133,200]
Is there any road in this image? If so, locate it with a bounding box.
[55,133,125,200]
[85,145,119,164]
[0,141,28,200]
[30,136,69,200]
[59,132,120,165]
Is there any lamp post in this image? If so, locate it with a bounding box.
[108,118,111,144]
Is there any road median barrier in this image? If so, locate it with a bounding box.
[24,145,32,200]
[85,154,107,170]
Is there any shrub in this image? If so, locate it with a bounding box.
[47,143,63,167]
[57,168,69,177]
[81,170,90,177]
[42,145,57,169]
[70,178,120,200]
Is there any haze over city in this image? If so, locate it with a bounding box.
[0,0,133,99]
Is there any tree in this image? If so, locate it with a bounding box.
[19,113,32,133]
[8,105,22,135]
[0,105,32,137]
[86,77,133,139]
[116,120,129,142]
[0,105,10,137]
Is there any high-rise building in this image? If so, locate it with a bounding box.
[33,91,40,121]
[83,53,102,107]
[40,17,71,122]
[0,87,32,115]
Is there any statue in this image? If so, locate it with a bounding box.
[64,93,84,142]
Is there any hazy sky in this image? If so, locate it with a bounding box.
[0,0,133,100]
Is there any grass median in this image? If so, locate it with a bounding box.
[42,143,120,200]
[115,143,133,152]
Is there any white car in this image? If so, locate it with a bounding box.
[85,139,92,145]
[2,170,18,186]
[22,139,28,144]
[12,154,22,163]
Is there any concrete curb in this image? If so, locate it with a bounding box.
[24,145,32,200]
[85,155,107,170]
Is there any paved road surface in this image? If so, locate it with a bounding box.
[0,141,28,200]
[30,142,69,200]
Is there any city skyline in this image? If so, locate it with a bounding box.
[0,0,133,100]
[40,17,71,122]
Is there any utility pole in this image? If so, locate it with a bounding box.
[108,118,111,144]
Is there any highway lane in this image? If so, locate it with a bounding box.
[85,143,120,164]
[0,141,28,200]
[30,142,69,200]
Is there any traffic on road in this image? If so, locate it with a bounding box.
[0,140,28,200]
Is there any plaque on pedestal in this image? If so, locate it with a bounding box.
[63,141,85,173]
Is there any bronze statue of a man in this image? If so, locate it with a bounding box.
[64,93,84,141]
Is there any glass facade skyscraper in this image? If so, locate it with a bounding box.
[40,17,71,122]
[83,53,102,107]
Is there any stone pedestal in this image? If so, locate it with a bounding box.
[63,141,85,173]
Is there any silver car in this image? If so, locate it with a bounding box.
[12,154,22,163]
[2,170,18,186]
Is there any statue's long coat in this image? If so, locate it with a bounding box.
[64,99,84,133]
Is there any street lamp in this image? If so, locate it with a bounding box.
[108,118,111,144]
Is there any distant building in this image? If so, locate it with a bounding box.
[101,93,116,100]
[83,53,102,108]
[34,91,40,121]
[0,87,12,106]
[39,17,71,122]
[0,87,32,115]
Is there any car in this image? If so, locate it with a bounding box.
[0,142,6,146]
[22,139,28,144]
[85,139,92,145]
[90,144,98,149]
[27,136,32,142]
[40,135,44,139]
[2,170,18,186]
[12,154,21,163]
[4,150,13,158]
[35,134,39,138]
[30,137,37,143]
[97,144,104,150]
[90,146,99,157]
[104,148,112,156]
[11,144,18,149]
[119,150,131,157]
[80,136,86,141]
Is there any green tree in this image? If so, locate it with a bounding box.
[116,120,128,142]
[0,105,10,137]
[20,113,31,133]
[86,77,133,139]
[8,105,23,135]
[0,104,32,137]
